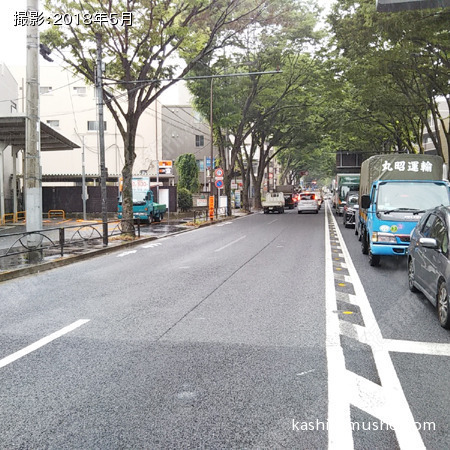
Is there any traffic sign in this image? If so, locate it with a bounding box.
[215,179,224,189]
[215,168,224,178]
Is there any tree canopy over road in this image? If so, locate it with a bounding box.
[41,0,449,215]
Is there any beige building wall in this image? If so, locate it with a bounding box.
[11,65,161,181]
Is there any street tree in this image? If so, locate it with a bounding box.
[187,0,323,212]
[175,153,199,193]
[328,0,450,156]
[41,0,268,233]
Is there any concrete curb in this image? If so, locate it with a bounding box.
[0,212,251,283]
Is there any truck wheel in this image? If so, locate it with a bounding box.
[361,231,369,255]
[369,250,380,267]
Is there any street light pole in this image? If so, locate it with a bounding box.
[209,77,214,193]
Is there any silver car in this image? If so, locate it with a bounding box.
[408,205,450,329]
[297,192,319,214]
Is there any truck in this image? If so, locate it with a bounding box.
[275,184,296,209]
[262,192,285,214]
[358,154,450,266]
[334,173,360,215]
[118,176,167,223]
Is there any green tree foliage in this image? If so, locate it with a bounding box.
[175,154,199,193]
[328,0,450,156]
[186,0,325,210]
[177,187,193,212]
[41,0,268,233]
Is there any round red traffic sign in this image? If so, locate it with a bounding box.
[215,168,224,177]
[215,179,224,189]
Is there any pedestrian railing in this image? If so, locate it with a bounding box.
[0,219,140,267]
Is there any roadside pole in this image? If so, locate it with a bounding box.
[96,33,108,246]
[25,0,43,262]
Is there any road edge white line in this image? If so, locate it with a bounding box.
[329,205,426,449]
[0,319,90,369]
[325,204,354,448]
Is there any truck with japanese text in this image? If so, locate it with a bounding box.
[118,177,166,223]
[358,154,450,266]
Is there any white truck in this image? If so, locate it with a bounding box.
[262,192,285,214]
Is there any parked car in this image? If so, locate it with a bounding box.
[297,192,319,214]
[408,205,450,329]
[342,191,359,228]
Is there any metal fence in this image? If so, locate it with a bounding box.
[0,220,140,265]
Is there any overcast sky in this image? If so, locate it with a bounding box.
[0,1,335,69]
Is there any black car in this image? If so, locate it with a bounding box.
[284,194,295,209]
[408,205,450,329]
[342,191,359,228]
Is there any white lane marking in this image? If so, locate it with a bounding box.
[267,219,278,225]
[325,207,354,448]
[214,235,246,252]
[0,319,90,369]
[117,250,137,257]
[326,203,425,449]
[297,369,315,376]
[384,339,450,356]
[216,221,233,227]
[141,242,162,249]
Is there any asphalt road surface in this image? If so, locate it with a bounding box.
[0,201,449,449]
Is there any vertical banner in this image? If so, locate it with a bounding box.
[209,195,215,220]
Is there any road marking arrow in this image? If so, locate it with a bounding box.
[117,250,137,257]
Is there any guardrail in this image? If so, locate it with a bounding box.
[1,211,26,225]
[0,219,140,265]
[48,210,66,220]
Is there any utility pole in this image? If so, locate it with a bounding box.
[209,77,214,193]
[96,33,108,246]
[25,0,43,260]
[81,135,87,220]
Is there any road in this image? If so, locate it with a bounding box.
[0,202,449,449]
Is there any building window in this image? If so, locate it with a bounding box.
[194,111,203,123]
[46,120,60,129]
[195,135,204,147]
[40,86,52,94]
[73,86,87,95]
[87,120,107,131]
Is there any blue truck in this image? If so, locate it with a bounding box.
[118,177,166,223]
[358,154,450,266]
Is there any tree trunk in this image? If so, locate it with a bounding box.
[121,127,137,235]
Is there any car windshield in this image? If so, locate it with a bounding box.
[133,189,148,202]
[377,182,450,212]
[301,194,315,200]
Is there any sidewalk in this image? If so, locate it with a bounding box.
[0,209,252,282]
